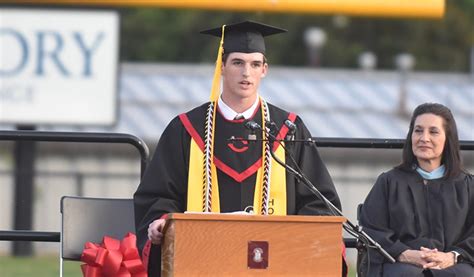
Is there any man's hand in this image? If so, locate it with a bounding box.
[420,247,456,270]
[147,218,166,245]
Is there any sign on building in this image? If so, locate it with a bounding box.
[0,9,119,126]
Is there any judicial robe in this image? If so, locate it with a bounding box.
[359,167,474,276]
[133,102,342,276]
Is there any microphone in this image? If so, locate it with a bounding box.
[259,121,396,264]
[284,120,297,141]
[265,121,278,137]
[239,118,396,264]
[244,120,261,141]
[284,120,297,134]
[244,120,262,131]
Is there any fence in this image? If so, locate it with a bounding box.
[0,130,149,247]
[0,130,473,249]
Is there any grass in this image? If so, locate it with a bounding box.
[0,255,356,276]
[0,255,82,277]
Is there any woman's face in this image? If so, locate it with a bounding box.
[411,113,446,168]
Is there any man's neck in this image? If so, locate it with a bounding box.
[221,94,258,113]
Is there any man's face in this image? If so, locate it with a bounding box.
[221,52,268,100]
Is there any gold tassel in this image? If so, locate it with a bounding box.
[209,25,225,102]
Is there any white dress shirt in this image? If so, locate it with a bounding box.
[217,95,260,120]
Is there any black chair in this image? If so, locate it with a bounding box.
[59,196,135,276]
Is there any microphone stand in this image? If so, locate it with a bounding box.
[237,121,396,264]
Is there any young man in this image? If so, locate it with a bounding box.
[134,21,342,276]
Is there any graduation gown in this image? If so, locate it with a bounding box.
[359,167,474,276]
[133,102,341,276]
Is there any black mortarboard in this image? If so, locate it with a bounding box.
[201,20,287,55]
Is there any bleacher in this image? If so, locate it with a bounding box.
[2,63,472,142]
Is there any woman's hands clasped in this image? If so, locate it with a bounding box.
[398,247,456,270]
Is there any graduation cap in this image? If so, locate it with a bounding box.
[200,20,287,55]
[202,20,286,101]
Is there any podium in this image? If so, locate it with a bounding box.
[161,213,345,276]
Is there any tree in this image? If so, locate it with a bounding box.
[120,1,474,72]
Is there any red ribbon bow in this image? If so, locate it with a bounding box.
[80,232,147,277]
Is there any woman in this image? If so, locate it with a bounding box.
[359,103,474,276]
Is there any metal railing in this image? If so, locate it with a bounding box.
[0,130,149,175]
[316,137,474,150]
[0,134,473,249]
[0,130,149,244]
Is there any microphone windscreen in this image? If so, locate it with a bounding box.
[245,121,261,131]
[284,120,297,133]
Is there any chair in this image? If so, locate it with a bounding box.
[60,196,135,276]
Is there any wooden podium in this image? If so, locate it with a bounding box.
[161,213,345,276]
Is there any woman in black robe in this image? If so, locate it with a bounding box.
[360,103,474,276]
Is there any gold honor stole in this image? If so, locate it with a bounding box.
[179,112,297,215]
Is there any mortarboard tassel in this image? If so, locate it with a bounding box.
[209,25,225,102]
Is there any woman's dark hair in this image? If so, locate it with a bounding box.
[398,103,463,178]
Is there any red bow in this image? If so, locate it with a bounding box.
[80,232,147,277]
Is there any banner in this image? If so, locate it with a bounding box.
[3,0,445,19]
[0,9,119,126]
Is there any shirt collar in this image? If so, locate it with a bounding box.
[217,95,260,120]
[416,164,446,180]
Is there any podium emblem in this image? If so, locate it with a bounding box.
[248,241,268,269]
